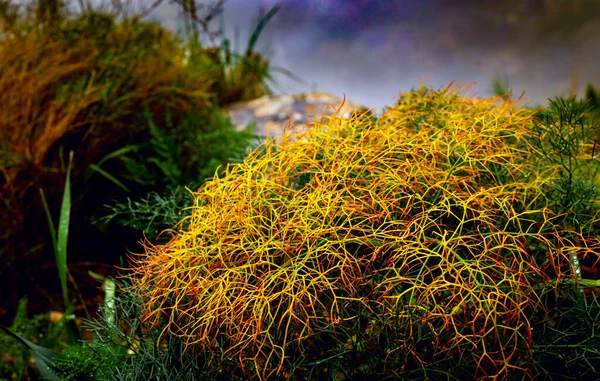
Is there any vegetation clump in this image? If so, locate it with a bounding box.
[127,82,599,379]
[0,0,274,319]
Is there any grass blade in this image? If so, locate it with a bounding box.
[94,144,142,167]
[89,271,116,327]
[40,189,58,259]
[55,151,74,307]
[0,324,60,380]
[89,163,132,192]
[244,5,280,58]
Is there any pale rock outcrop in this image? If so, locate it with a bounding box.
[224,92,372,141]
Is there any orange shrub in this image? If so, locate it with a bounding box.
[127,83,593,379]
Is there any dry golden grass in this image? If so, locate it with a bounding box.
[0,6,216,307]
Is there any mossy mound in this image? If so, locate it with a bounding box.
[128,83,589,379]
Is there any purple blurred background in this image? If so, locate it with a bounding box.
[98,0,600,114]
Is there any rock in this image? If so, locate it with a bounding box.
[224,92,373,141]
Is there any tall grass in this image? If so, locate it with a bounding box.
[0,0,287,320]
[0,3,213,268]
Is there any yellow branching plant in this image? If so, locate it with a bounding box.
[127,82,592,379]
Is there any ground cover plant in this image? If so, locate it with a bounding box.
[121,82,600,379]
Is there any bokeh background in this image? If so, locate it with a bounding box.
[103,0,600,113]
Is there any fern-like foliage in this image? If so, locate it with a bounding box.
[80,278,234,380]
[96,185,194,243]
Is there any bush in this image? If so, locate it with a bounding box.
[125,82,597,379]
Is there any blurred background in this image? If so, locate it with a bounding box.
[122,0,600,113]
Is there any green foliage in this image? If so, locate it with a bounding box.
[97,186,195,244]
[0,298,66,380]
[528,96,600,232]
[74,278,230,381]
[59,8,116,47]
[489,71,512,100]
[47,341,118,381]
[532,285,600,380]
[94,105,262,242]
[184,4,309,106]
[0,284,126,381]
[110,105,259,190]
[524,95,600,379]
[585,83,600,120]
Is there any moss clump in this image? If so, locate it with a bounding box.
[127,82,594,379]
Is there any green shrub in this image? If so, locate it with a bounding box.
[528,96,600,232]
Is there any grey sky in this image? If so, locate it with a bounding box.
[86,0,600,113]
